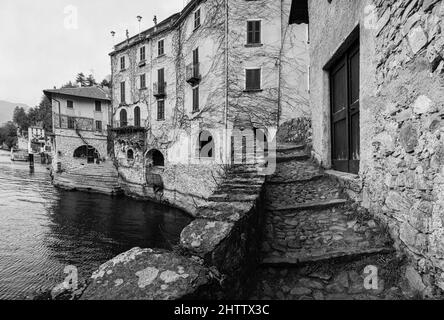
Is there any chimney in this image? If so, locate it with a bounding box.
[153,15,158,31]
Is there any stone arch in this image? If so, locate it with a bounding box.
[120,109,128,127]
[73,145,100,163]
[146,149,165,167]
[134,106,141,127]
[198,130,214,159]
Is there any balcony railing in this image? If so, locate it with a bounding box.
[186,63,201,85]
[153,82,167,98]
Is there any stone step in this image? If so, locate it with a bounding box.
[267,174,325,185]
[262,246,394,266]
[276,144,306,153]
[273,154,310,163]
[208,193,259,203]
[268,199,349,212]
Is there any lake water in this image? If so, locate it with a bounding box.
[0,150,192,300]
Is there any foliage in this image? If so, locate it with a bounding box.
[0,122,18,148]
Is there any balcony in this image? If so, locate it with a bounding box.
[186,63,201,86]
[153,82,167,98]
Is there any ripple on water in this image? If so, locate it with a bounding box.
[0,151,192,299]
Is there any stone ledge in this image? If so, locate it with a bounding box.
[180,219,235,258]
[269,199,349,212]
[262,247,395,265]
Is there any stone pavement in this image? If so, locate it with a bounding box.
[251,143,412,300]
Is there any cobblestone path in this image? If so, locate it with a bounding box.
[251,144,413,300]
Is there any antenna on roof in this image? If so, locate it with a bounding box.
[111,31,116,49]
[137,16,143,39]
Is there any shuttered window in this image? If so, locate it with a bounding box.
[140,74,146,89]
[158,40,164,56]
[120,56,125,70]
[157,100,165,121]
[194,9,201,29]
[140,46,146,61]
[95,121,102,131]
[192,86,199,112]
[247,21,261,44]
[120,81,126,103]
[245,69,261,90]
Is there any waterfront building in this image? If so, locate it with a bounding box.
[109,0,309,212]
[43,86,121,193]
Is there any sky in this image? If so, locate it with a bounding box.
[0,0,184,107]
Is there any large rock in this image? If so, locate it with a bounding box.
[81,248,213,300]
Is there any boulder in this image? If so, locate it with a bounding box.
[81,248,212,300]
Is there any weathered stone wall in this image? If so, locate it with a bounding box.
[81,165,266,300]
[309,0,444,294]
[364,0,444,294]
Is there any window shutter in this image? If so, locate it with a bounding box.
[247,22,253,44]
[254,21,261,43]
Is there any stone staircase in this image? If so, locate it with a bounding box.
[54,162,122,195]
[250,143,411,300]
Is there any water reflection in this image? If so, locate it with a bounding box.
[0,150,192,299]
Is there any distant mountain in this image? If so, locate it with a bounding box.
[0,100,29,125]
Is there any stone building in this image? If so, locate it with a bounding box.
[109,0,309,213]
[43,86,121,194]
[305,0,444,293]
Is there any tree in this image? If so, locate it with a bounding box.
[13,106,29,133]
[0,122,18,149]
[61,81,77,88]
[86,74,97,87]
[75,72,86,87]
[100,78,111,88]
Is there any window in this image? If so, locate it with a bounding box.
[140,74,146,89]
[194,9,201,29]
[192,86,199,112]
[245,68,261,90]
[95,120,102,131]
[95,101,102,112]
[120,56,126,70]
[120,81,126,103]
[120,109,128,127]
[68,117,75,129]
[140,46,146,61]
[247,20,261,44]
[67,100,74,109]
[134,106,141,127]
[158,40,164,56]
[127,149,134,160]
[157,100,165,121]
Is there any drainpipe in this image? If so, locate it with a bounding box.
[224,0,229,165]
[277,0,284,128]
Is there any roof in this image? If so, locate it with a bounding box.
[110,0,204,56]
[43,86,111,101]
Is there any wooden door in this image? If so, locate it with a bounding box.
[330,41,360,174]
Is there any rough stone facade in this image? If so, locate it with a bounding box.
[81,163,266,300]
[309,0,444,295]
[109,0,309,211]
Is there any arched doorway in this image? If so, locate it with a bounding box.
[73,145,99,164]
[198,130,214,159]
[120,109,128,127]
[146,149,165,167]
[134,106,141,127]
